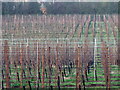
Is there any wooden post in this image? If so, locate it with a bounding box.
[42,48,45,88]
[94,38,97,81]
[48,47,51,88]
[20,43,23,88]
[4,40,10,88]
[76,46,78,89]
[76,46,82,89]
[26,39,31,80]
[36,41,39,88]
[101,42,111,89]
[83,42,88,81]
[56,46,60,89]
[36,42,41,88]
[93,13,97,81]
[14,44,20,82]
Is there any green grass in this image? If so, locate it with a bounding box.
[85,82,106,85]
[2,20,119,88]
[3,63,119,88]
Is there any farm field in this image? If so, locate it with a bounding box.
[1,14,119,89]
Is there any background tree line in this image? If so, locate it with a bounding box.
[2,2,119,15]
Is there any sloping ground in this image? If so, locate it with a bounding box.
[2,14,119,89]
[2,59,120,88]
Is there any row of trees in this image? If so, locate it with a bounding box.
[2,2,119,15]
